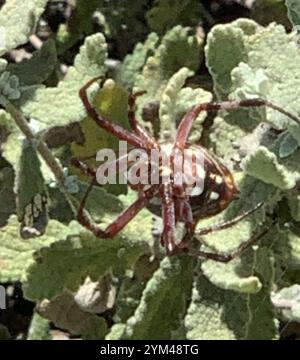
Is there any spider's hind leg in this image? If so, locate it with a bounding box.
[195,201,264,237]
[176,202,267,261]
[184,222,273,262]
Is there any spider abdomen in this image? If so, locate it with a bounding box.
[146,144,238,221]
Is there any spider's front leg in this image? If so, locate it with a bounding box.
[79,78,147,149]
[71,150,159,238]
[127,91,159,150]
[174,98,300,148]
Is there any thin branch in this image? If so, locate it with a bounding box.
[4,100,79,215]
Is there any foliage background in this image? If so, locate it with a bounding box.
[0,0,300,340]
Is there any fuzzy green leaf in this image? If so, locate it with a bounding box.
[0,109,22,168]
[287,193,300,222]
[185,247,277,340]
[16,140,48,238]
[21,33,107,128]
[0,0,48,56]
[71,80,130,195]
[24,190,153,301]
[243,146,300,190]
[272,284,300,322]
[159,67,212,142]
[134,25,203,124]
[227,23,300,143]
[113,256,159,324]
[278,132,299,158]
[275,226,300,270]
[7,40,57,86]
[201,257,262,295]
[146,0,202,34]
[24,231,148,301]
[117,256,194,340]
[0,216,78,283]
[286,0,300,28]
[205,19,258,99]
[118,33,159,89]
[0,167,15,227]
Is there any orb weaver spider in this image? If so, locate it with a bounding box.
[73,77,300,262]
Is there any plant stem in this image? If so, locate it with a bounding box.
[4,100,78,214]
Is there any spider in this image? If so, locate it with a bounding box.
[73,77,300,262]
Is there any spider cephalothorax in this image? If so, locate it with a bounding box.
[74,77,300,262]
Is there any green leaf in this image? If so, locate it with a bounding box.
[146,0,203,34]
[24,230,147,301]
[134,25,203,122]
[118,33,159,89]
[118,256,194,340]
[243,146,300,190]
[0,109,23,168]
[287,192,300,222]
[74,183,123,222]
[0,166,15,227]
[205,19,258,99]
[285,0,300,28]
[227,23,300,143]
[105,324,126,340]
[24,190,153,301]
[21,33,107,128]
[71,80,130,195]
[114,256,159,323]
[0,71,21,102]
[272,284,300,322]
[0,59,7,73]
[98,0,148,41]
[16,140,48,238]
[252,0,289,28]
[275,226,300,270]
[7,39,57,86]
[201,257,262,295]
[0,0,48,56]
[278,132,299,158]
[185,247,277,340]
[56,0,101,54]
[209,116,246,159]
[0,215,78,283]
[159,67,212,142]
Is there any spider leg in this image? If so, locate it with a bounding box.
[71,152,129,180]
[128,91,160,150]
[195,201,264,236]
[174,98,300,147]
[184,223,273,263]
[77,181,159,238]
[160,183,177,255]
[174,199,195,251]
[79,78,148,149]
[70,156,97,178]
